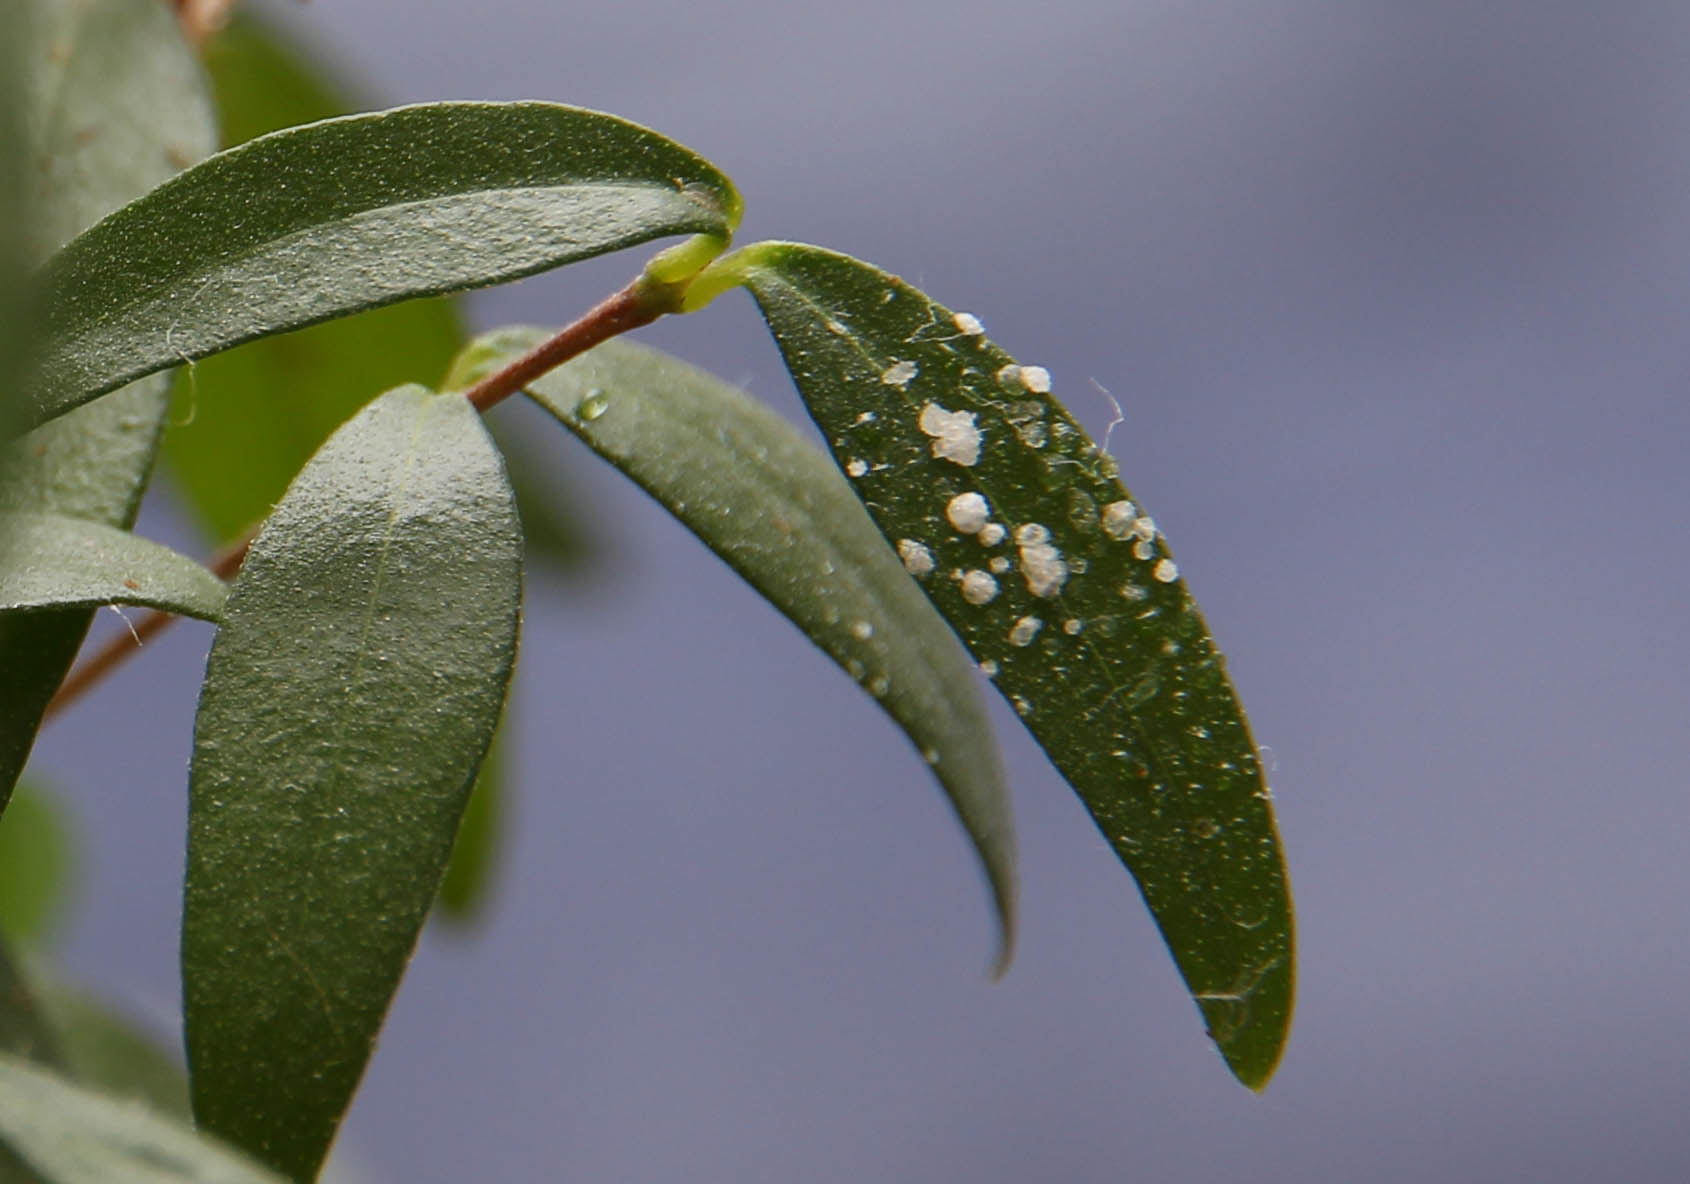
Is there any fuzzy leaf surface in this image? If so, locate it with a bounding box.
[25,102,740,430]
[456,331,1018,965]
[0,1055,287,1184]
[740,243,1293,1088]
[183,387,521,1179]
[0,513,224,620]
[0,0,215,813]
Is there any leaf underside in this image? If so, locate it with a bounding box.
[451,332,1019,969]
[25,101,740,431]
[740,242,1293,1088]
[183,387,521,1179]
[0,0,216,814]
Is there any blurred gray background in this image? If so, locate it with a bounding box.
[29,1,1690,1180]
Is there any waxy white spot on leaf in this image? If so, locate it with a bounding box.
[1101,499,1138,539]
[1008,616,1043,647]
[1153,558,1180,583]
[945,492,990,534]
[919,402,982,466]
[960,570,999,605]
[952,311,985,336]
[881,359,918,388]
[897,538,935,576]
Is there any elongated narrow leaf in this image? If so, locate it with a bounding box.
[0,0,216,814]
[453,332,1018,966]
[25,102,741,431]
[184,386,521,1179]
[0,1055,288,1184]
[0,513,224,620]
[738,243,1293,1088]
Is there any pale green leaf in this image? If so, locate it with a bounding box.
[0,513,224,620]
[453,331,1018,967]
[29,977,189,1123]
[184,386,521,1180]
[25,102,741,431]
[737,243,1293,1088]
[0,0,216,814]
[0,778,75,949]
[0,938,59,1070]
[0,1055,288,1184]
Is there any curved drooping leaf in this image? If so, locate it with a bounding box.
[737,243,1293,1088]
[161,9,470,547]
[184,386,521,1180]
[0,1055,288,1184]
[0,778,75,948]
[451,331,1018,967]
[25,101,742,431]
[0,0,216,815]
[0,513,224,620]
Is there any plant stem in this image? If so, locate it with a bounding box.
[44,275,662,723]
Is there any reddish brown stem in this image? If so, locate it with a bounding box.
[44,276,661,724]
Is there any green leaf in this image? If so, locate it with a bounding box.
[736,243,1293,1088]
[0,1055,289,1184]
[454,331,1019,968]
[0,938,60,1070]
[29,975,190,1122]
[160,9,470,547]
[0,0,216,814]
[184,386,522,1180]
[25,101,742,431]
[0,513,224,620]
[0,778,75,949]
[435,727,508,925]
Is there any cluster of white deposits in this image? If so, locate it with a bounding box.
[996,363,1052,395]
[1008,616,1043,647]
[881,359,918,387]
[952,311,986,336]
[1014,523,1068,598]
[918,402,982,466]
[896,538,935,576]
[945,492,990,534]
[959,570,999,605]
[977,522,1007,546]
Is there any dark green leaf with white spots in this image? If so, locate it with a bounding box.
[451,331,1017,967]
[739,242,1293,1089]
[183,387,521,1179]
[24,101,741,431]
[0,513,224,620]
[0,1055,288,1184]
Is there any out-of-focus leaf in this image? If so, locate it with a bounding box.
[435,727,507,925]
[0,1055,288,1184]
[0,0,216,815]
[162,9,468,546]
[184,387,521,1180]
[0,779,74,949]
[453,331,1019,967]
[0,513,224,620]
[0,938,59,1069]
[29,976,189,1122]
[737,242,1292,1088]
[25,102,742,431]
